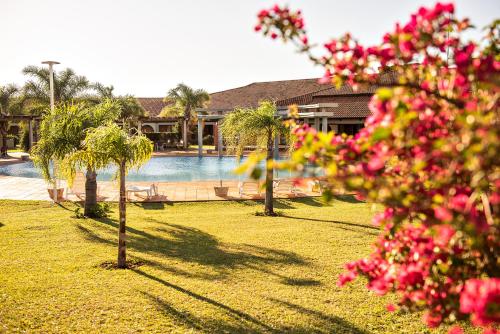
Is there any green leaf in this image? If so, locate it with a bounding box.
[371,127,392,142]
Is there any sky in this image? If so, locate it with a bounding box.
[2,0,499,97]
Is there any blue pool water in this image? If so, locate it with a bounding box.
[0,156,295,182]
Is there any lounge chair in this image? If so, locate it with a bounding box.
[126,183,159,201]
[238,181,261,198]
[273,179,297,196]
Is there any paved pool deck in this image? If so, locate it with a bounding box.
[0,175,318,202]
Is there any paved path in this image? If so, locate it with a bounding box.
[0,175,318,202]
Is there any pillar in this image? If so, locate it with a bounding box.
[322,117,328,133]
[314,117,320,131]
[28,119,33,150]
[137,120,142,133]
[217,121,223,157]
[197,118,203,157]
[274,135,280,160]
[183,119,188,149]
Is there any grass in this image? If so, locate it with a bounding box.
[0,198,475,333]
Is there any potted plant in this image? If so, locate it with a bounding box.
[214,180,228,197]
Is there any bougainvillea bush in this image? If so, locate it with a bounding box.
[256,3,499,333]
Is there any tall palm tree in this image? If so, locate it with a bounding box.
[0,84,21,157]
[69,123,152,268]
[165,83,210,149]
[221,101,289,216]
[31,101,120,216]
[22,65,92,114]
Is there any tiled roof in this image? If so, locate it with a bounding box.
[207,78,328,110]
[136,97,172,117]
[138,75,398,118]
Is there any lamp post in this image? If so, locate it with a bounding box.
[42,60,60,203]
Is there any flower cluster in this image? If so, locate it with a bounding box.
[256,2,499,333]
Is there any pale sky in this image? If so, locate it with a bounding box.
[2,0,499,96]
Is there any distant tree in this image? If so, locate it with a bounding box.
[22,66,92,114]
[0,84,21,156]
[164,83,210,149]
[68,123,152,268]
[92,83,145,128]
[221,101,289,216]
[31,101,120,216]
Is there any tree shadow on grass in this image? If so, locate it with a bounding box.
[136,270,278,333]
[292,197,326,207]
[268,297,369,334]
[332,194,365,204]
[77,217,308,281]
[0,222,4,228]
[131,202,173,210]
[137,274,364,333]
[280,214,379,235]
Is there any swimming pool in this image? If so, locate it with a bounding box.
[0,156,296,182]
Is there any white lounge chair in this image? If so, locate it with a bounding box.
[238,181,261,198]
[126,183,159,201]
[273,179,297,195]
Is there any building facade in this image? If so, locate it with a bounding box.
[137,78,379,155]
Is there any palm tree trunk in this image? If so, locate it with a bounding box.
[117,160,127,268]
[264,130,275,216]
[84,168,98,216]
[183,119,188,149]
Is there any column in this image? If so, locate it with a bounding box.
[322,117,328,133]
[197,118,203,157]
[274,135,280,160]
[217,121,223,157]
[137,120,142,133]
[183,119,188,149]
[314,117,320,131]
[28,120,33,150]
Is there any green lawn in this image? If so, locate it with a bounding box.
[0,198,473,333]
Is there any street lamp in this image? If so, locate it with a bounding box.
[42,60,60,203]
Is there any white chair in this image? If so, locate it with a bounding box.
[273,179,297,195]
[238,181,261,197]
[126,183,159,201]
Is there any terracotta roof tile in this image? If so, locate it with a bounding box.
[207,78,328,110]
[136,98,171,117]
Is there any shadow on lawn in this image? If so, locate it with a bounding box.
[137,271,277,333]
[76,217,307,281]
[280,214,379,236]
[0,222,4,228]
[135,270,365,333]
[268,297,369,334]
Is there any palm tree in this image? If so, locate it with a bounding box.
[221,101,289,216]
[92,83,145,128]
[0,84,21,157]
[69,123,152,268]
[22,65,92,114]
[164,83,210,149]
[31,100,120,216]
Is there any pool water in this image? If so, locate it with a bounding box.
[0,156,296,182]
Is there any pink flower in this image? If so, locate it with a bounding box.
[367,157,385,172]
[460,278,500,326]
[448,325,463,334]
[434,206,453,222]
[386,304,396,312]
[270,32,278,39]
[337,271,357,287]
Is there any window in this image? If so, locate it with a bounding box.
[337,123,363,136]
